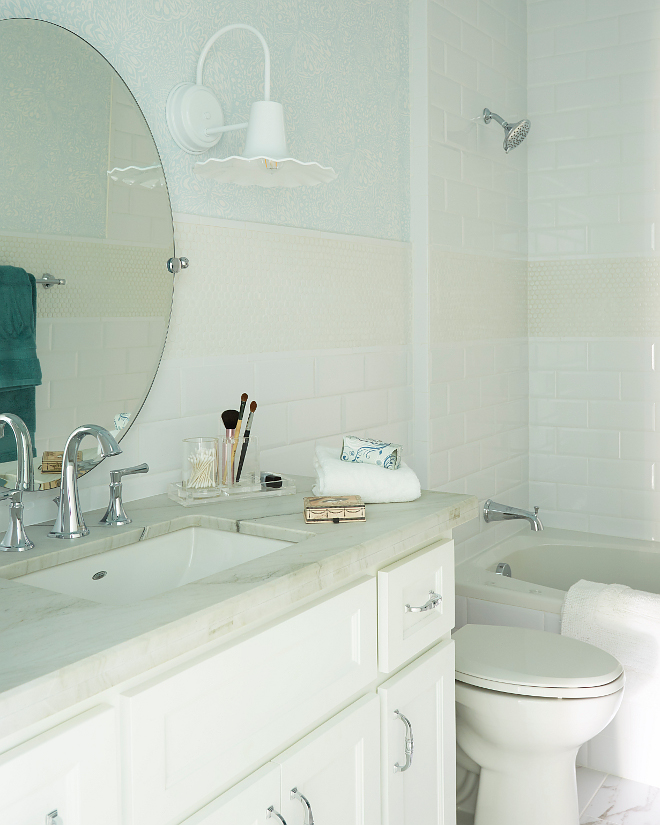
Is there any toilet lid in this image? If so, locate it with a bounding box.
[454,624,623,690]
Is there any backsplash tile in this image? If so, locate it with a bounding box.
[168,217,411,359]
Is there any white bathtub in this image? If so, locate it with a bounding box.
[455,526,660,788]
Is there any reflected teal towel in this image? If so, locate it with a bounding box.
[0,266,42,389]
[0,386,36,463]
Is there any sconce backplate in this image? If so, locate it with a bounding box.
[166,82,224,154]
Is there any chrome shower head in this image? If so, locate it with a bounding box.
[483,108,531,153]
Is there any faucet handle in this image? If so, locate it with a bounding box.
[534,506,540,515]
[109,463,149,484]
[101,464,149,527]
[0,487,34,551]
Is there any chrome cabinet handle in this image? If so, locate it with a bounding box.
[267,807,287,824]
[291,788,315,825]
[393,709,414,773]
[405,590,442,613]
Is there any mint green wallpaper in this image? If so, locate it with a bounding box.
[1,1,410,241]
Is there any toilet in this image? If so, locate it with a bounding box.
[453,624,625,825]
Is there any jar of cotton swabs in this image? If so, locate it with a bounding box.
[182,437,219,493]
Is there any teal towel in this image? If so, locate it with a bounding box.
[0,386,36,464]
[0,266,42,389]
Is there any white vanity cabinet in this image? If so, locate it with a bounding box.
[181,695,380,825]
[379,639,456,825]
[178,764,282,825]
[273,694,381,825]
[0,704,119,825]
[0,528,461,825]
[121,578,377,825]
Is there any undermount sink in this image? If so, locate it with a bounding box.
[17,527,293,606]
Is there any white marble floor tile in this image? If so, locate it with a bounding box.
[582,774,660,825]
[577,767,608,815]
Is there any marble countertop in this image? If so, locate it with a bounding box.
[0,477,477,738]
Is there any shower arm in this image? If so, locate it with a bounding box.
[483,109,508,128]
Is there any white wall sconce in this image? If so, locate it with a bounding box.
[166,23,337,188]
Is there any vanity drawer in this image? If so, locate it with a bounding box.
[378,539,454,672]
[120,577,377,825]
[0,705,119,825]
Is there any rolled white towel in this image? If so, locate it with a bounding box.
[312,446,421,504]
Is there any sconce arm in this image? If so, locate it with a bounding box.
[196,23,271,101]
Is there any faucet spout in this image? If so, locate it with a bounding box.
[49,425,122,540]
[483,499,543,532]
[0,413,34,491]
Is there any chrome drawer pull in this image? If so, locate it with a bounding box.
[267,806,287,824]
[393,709,414,772]
[291,788,315,825]
[405,590,442,613]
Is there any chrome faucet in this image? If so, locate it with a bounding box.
[483,499,543,532]
[49,425,122,539]
[0,413,35,551]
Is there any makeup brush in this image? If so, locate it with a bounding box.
[235,401,257,483]
[221,408,239,484]
[230,392,249,480]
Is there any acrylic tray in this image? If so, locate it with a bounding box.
[167,476,296,507]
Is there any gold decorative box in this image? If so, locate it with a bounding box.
[41,450,82,473]
[303,495,366,523]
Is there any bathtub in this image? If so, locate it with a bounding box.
[456,526,660,615]
[455,526,660,788]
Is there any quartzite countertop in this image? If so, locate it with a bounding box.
[0,477,477,737]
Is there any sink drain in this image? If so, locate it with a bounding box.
[92,571,107,580]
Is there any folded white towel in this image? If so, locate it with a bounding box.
[562,579,660,698]
[312,446,421,504]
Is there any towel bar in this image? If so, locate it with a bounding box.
[36,273,66,288]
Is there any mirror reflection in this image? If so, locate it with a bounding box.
[0,19,174,489]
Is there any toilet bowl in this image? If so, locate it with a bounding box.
[454,624,625,825]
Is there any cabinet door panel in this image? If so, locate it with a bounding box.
[273,694,381,825]
[121,578,377,825]
[379,640,455,825]
[378,539,454,672]
[0,705,119,825]
[181,764,280,825]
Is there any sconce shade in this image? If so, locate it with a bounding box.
[195,155,337,187]
[243,101,288,159]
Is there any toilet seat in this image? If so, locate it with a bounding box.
[454,624,624,699]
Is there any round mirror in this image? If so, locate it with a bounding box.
[0,19,175,489]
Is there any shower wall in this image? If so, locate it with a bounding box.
[527,0,660,540]
[411,0,529,563]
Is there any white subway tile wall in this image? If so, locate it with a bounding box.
[411,0,530,563]
[527,0,660,257]
[529,337,660,540]
[427,0,528,260]
[13,218,414,530]
[430,338,530,561]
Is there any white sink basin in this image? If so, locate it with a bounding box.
[17,527,292,606]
